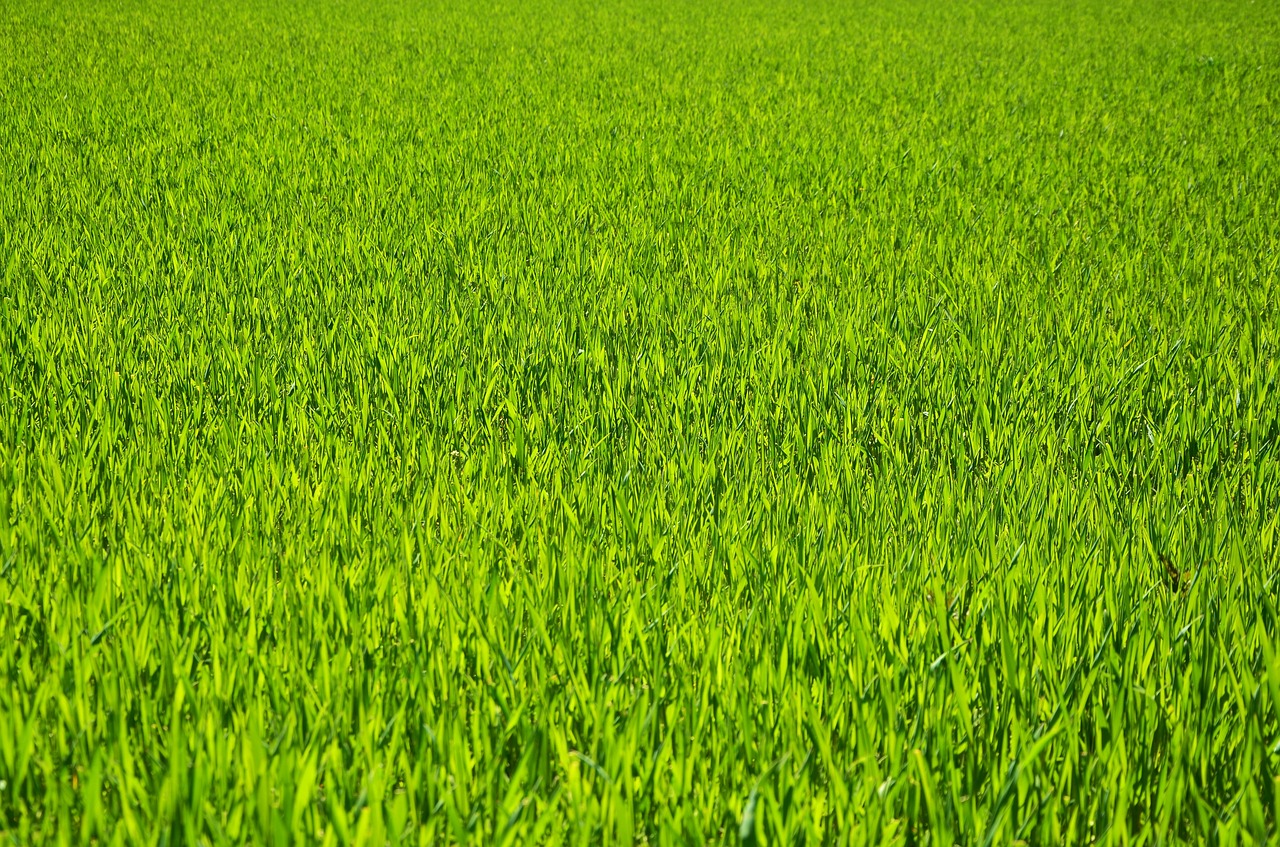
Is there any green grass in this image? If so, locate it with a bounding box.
[2,0,1279,842]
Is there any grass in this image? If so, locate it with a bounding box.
[1,0,1279,842]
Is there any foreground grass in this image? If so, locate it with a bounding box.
[2,0,1279,842]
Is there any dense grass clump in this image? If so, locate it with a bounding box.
[2,0,1279,843]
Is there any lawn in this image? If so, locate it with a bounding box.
[1,0,1279,843]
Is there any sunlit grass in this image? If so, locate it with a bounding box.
[1,0,1278,843]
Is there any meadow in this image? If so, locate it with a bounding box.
[2,0,1279,842]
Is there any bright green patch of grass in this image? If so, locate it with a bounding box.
[1,0,1279,842]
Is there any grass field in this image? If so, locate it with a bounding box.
[2,0,1279,843]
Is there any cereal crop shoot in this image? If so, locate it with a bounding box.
[2,0,1279,843]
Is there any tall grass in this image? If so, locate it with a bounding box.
[1,0,1278,842]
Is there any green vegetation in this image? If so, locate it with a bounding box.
[2,0,1279,842]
